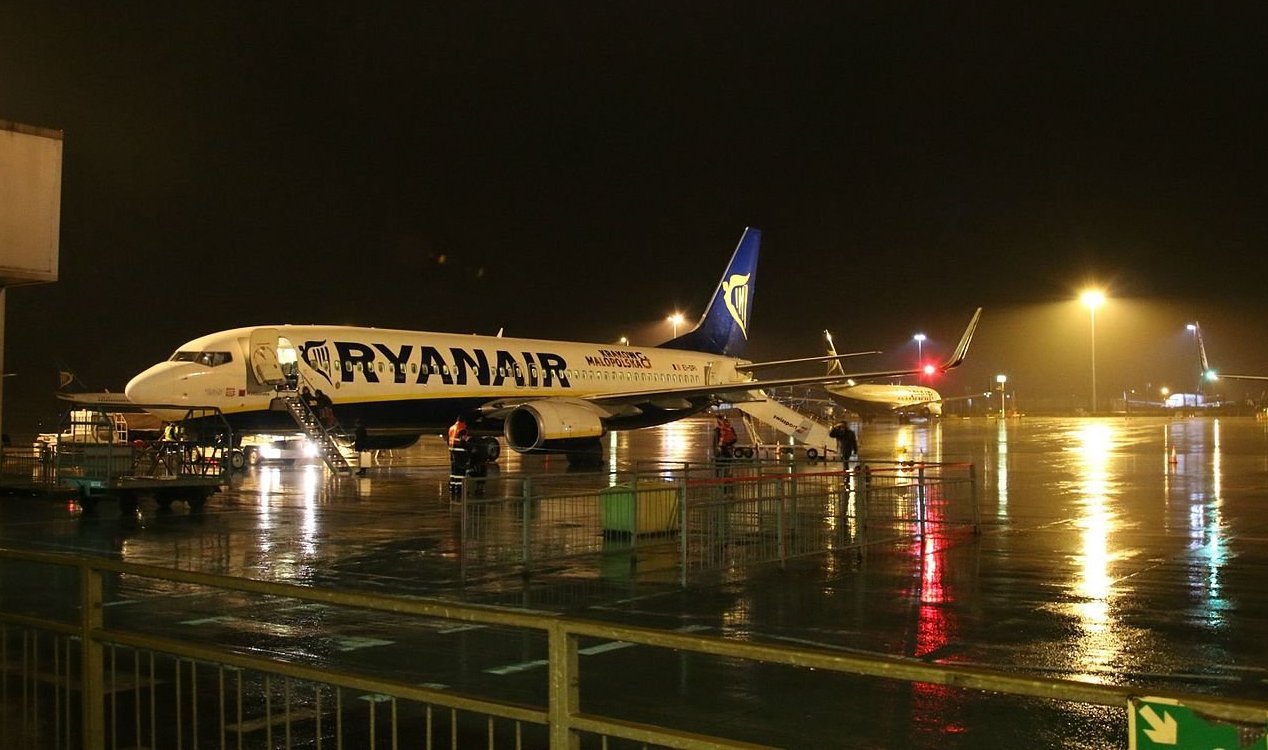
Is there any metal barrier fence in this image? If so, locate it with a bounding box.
[458,460,980,586]
[2,547,1266,750]
[0,447,58,491]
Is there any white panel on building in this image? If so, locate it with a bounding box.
[0,120,63,284]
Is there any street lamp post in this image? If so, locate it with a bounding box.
[667,312,685,339]
[1080,290,1105,414]
[995,374,1007,418]
[913,333,926,376]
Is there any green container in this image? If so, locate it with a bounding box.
[600,484,679,536]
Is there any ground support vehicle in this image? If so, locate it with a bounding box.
[53,408,230,512]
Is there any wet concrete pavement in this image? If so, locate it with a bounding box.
[4,414,1268,748]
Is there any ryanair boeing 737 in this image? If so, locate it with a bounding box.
[109,229,979,463]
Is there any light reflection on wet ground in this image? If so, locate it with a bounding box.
[6,414,1268,747]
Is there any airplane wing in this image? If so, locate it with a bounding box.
[55,390,138,407]
[1219,374,1268,381]
[738,350,881,373]
[583,310,978,413]
[55,369,142,408]
[481,307,982,415]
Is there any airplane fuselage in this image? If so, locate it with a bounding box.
[825,382,943,417]
[126,325,753,441]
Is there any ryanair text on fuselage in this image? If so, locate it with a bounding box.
[299,340,669,389]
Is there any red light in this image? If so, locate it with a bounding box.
[922,364,936,376]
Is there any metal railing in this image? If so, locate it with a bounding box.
[458,460,980,587]
[0,446,58,491]
[2,547,1266,749]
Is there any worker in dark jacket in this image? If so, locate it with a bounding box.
[829,419,858,484]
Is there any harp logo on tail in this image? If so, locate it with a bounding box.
[722,273,751,339]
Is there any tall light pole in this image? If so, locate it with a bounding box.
[1186,323,1199,393]
[913,333,926,376]
[667,312,684,338]
[995,374,1007,418]
[1080,290,1105,414]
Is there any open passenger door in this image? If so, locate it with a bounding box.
[247,328,287,393]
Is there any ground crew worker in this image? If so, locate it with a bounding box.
[713,414,738,482]
[447,416,468,447]
[829,419,858,483]
[713,415,737,459]
[448,429,470,499]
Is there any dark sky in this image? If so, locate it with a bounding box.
[4,3,1268,431]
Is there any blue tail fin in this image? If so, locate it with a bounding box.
[661,228,760,357]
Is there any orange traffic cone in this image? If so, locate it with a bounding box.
[1169,447,1178,465]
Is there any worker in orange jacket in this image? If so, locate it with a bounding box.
[447,416,468,447]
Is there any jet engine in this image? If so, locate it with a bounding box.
[504,400,605,453]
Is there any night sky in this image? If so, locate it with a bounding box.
[4,3,1268,432]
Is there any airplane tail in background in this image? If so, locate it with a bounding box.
[824,331,844,376]
[1191,321,1212,377]
[661,227,760,357]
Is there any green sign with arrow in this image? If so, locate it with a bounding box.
[1130,697,1267,750]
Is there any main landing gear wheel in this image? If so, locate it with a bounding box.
[479,436,501,462]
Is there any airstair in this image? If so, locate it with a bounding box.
[279,394,355,474]
[730,389,838,460]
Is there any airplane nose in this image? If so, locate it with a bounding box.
[125,363,173,406]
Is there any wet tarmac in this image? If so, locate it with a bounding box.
[4,414,1268,748]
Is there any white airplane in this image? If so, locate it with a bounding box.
[1199,321,1267,399]
[821,330,946,418]
[1160,321,1222,407]
[114,228,981,462]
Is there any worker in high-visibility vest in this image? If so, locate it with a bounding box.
[447,416,467,447]
[448,429,470,499]
[713,414,737,459]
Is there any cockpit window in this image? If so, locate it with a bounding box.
[170,351,233,367]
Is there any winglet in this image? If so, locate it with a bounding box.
[1191,321,1211,374]
[939,307,982,372]
[825,330,844,376]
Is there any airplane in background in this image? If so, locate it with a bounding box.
[1126,321,1226,410]
[820,330,948,418]
[1198,321,1268,384]
[1156,321,1223,408]
[72,228,980,463]
[1199,321,1268,412]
